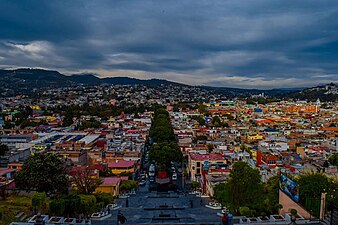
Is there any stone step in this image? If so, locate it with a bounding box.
[15,212,24,218]
[20,214,28,222]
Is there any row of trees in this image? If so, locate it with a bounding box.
[213,161,338,217]
[149,108,182,168]
[149,108,176,143]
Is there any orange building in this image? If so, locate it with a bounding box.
[285,105,319,113]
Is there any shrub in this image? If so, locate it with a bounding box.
[49,199,65,216]
[239,206,252,217]
[290,209,297,216]
[95,193,114,206]
[32,192,46,212]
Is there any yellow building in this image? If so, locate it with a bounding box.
[247,134,264,141]
[95,177,123,196]
[30,105,41,110]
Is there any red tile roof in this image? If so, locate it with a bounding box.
[101,176,129,185]
[108,160,134,168]
[189,153,224,161]
[101,177,121,185]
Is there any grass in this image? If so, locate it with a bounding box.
[0,194,32,225]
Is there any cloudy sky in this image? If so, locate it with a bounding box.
[0,0,338,89]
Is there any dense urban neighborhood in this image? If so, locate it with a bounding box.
[0,81,337,225]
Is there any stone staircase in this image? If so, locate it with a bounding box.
[15,212,28,222]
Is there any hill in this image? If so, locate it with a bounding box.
[283,83,338,102]
[0,68,186,96]
[1,68,334,101]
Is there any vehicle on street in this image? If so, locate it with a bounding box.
[140,179,147,186]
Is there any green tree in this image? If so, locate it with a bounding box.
[49,199,65,216]
[297,172,331,199]
[149,142,182,167]
[149,108,176,143]
[207,143,214,153]
[32,192,47,213]
[78,194,97,215]
[296,172,336,217]
[95,193,115,206]
[239,206,252,216]
[190,181,201,191]
[63,194,81,217]
[63,109,74,127]
[119,180,138,194]
[263,175,281,214]
[15,154,68,195]
[328,154,338,166]
[212,116,221,127]
[198,104,207,114]
[214,161,263,214]
[195,116,205,126]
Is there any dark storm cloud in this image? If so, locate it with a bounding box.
[0,0,337,88]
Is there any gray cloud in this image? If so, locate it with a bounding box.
[0,0,338,88]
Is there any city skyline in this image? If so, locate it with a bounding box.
[1,0,338,88]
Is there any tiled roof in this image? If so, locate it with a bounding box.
[101,177,121,185]
[108,160,134,168]
[189,153,224,161]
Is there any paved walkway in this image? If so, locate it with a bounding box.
[92,183,221,225]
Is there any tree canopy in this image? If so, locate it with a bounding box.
[149,108,182,168]
[214,161,269,215]
[149,142,182,168]
[328,154,338,167]
[119,180,138,193]
[296,172,337,217]
[149,108,175,143]
[15,153,68,195]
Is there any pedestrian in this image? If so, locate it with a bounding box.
[117,210,127,224]
[221,212,228,225]
[200,198,203,206]
[227,212,233,225]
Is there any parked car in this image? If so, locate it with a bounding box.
[171,166,176,173]
[140,179,147,186]
[172,173,177,181]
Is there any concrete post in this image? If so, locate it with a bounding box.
[320,192,326,221]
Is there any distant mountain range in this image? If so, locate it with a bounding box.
[0,68,336,101]
[0,68,183,87]
[0,68,186,96]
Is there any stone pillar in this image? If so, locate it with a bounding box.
[320,192,326,221]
